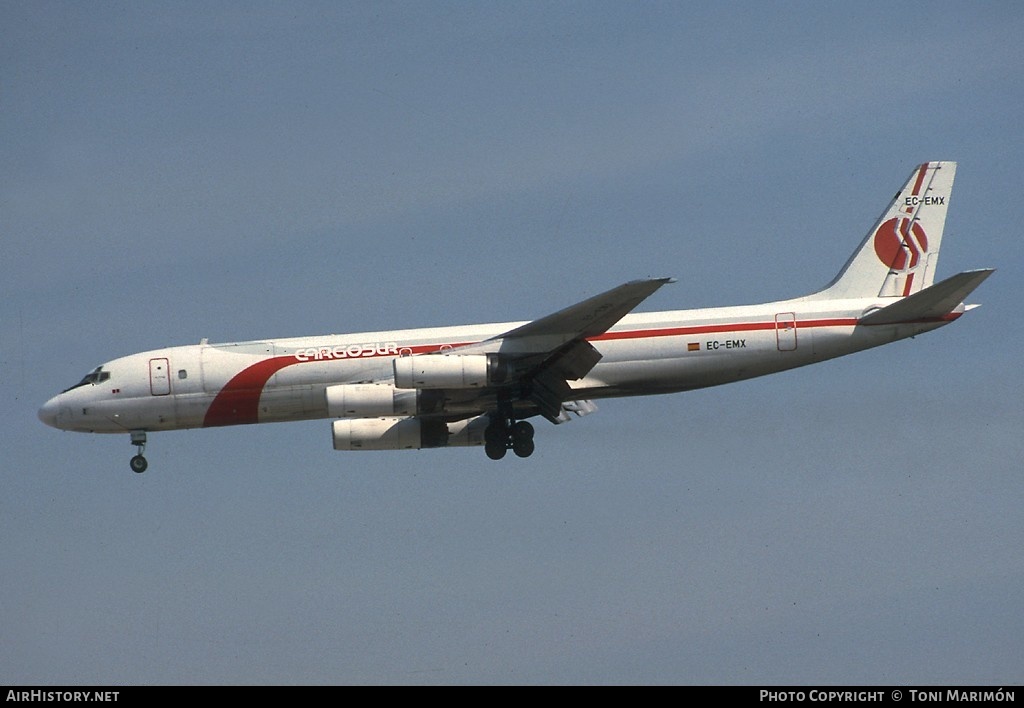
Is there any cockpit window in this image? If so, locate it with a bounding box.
[62,366,111,393]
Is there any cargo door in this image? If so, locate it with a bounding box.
[775,313,797,351]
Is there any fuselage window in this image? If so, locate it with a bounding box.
[178,370,188,380]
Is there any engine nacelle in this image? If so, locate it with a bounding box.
[325,383,419,418]
[332,416,488,451]
[393,353,507,389]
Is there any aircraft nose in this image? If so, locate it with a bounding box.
[38,397,62,429]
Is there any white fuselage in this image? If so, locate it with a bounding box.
[38,293,957,436]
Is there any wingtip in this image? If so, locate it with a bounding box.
[625,276,675,287]
[960,267,996,281]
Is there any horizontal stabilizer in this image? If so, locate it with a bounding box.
[859,269,994,325]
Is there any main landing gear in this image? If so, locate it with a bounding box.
[483,413,535,460]
[129,430,148,473]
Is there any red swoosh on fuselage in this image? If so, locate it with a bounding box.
[201,344,466,428]
[203,356,298,427]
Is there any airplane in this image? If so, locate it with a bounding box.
[39,161,992,473]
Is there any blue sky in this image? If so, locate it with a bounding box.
[3,1,1022,684]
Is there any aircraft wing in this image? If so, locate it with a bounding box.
[492,277,674,351]
[447,277,673,421]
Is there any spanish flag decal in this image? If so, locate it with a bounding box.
[687,342,700,352]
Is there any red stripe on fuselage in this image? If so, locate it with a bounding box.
[592,318,858,342]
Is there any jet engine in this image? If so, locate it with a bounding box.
[325,383,419,417]
[332,416,488,450]
[393,353,508,389]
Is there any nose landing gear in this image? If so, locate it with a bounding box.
[129,431,148,473]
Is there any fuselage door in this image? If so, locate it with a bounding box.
[149,357,171,395]
[775,313,797,351]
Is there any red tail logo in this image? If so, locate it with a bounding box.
[873,217,928,271]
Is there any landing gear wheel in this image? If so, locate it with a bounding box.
[512,420,534,442]
[485,441,508,460]
[484,423,506,446]
[482,409,537,460]
[512,438,535,458]
[130,455,148,474]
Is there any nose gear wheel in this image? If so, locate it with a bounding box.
[129,431,148,473]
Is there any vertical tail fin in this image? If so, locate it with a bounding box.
[817,161,956,299]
